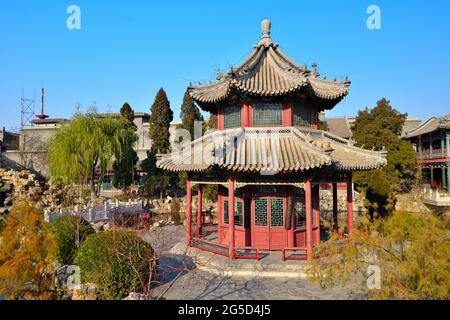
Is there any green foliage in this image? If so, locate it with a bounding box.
[143,89,174,198]
[119,102,137,130]
[0,201,57,300]
[179,89,204,140]
[363,169,397,218]
[203,113,217,133]
[352,98,418,216]
[203,185,218,202]
[51,216,94,265]
[149,88,174,154]
[141,150,172,198]
[310,212,450,300]
[74,230,157,300]
[113,103,139,190]
[47,111,138,200]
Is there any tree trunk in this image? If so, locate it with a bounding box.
[90,165,97,201]
[90,179,96,201]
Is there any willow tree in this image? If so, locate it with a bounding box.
[47,112,138,200]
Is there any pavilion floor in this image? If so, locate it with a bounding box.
[169,240,310,278]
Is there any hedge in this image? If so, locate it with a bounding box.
[74,230,157,300]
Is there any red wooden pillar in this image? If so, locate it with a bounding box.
[313,185,320,246]
[332,182,339,231]
[217,107,224,130]
[196,184,203,237]
[186,175,192,246]
[218,189,223,243]
[241,103,250,127]
[311,106,318,130]
[282,102,293,126]
[305,180,313,260]
[347,174,354,238]
[228,175,236,259]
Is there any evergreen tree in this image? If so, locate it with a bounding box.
[351,98,418,217]
[112,103,139,191]
[149,88,173,154]
[142,88,174,199]
[179,89,204,140]
[202,113,217,133]
[119,102,137,130]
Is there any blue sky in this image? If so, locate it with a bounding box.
[1,0,450,130]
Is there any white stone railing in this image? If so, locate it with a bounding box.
[422,187,450,206]
[45,200,143,224]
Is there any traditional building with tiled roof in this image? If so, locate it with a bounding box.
[157,19,387,260]
[405,115,450,193]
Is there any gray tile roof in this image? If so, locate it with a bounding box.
[325,117,352,139]
[405,115,450,139]
[189,20,350,109]
[156,127,387,174]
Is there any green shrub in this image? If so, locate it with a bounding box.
[51,216,94,265]
[74,230,157,300]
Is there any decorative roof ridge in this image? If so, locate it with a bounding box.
[188,19,351,107]
[258,19,274,47]
[404,116,440,138]
[308,76,351,87]
[295,127,387,159]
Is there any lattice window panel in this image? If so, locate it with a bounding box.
[254,198,268,226]
[270,198,284,227]
[235,202,243,227]
[223,200,243,226]
[223,105,242,129]
[253,103,283,126]
[224,200,229,225]
[293,103,312,128]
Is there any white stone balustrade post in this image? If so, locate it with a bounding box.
[104,203,108,220]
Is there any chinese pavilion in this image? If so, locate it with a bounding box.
[405,115,450,191]
[157,19,387,260]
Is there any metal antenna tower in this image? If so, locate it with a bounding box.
[20,88,35,128]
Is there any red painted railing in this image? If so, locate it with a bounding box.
[282,247,308,261]
[234,247,260,261]
[190,238,229,258]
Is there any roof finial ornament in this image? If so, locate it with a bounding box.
[259,19,273,47]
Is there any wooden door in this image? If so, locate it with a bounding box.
[268,197,286,250]
[252,196,287,250]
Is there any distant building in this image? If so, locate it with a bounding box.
[0,127,20,152]
[0,113,180,176]
[405,115,450,191]
[325,117,353,140]
[322,117,422,140]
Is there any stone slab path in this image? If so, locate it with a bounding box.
[152,269,362,300]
